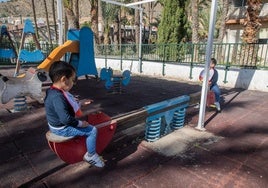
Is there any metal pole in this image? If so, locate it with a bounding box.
[57,0,63,45]
[139,8,143,73]
[126,0,156,7]
[196,0,218,130]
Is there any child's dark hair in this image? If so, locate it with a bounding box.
[211,58,217,65]
[49,61,75,83]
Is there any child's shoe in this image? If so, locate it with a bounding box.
[214,102,221,112]
[83,152,105,168]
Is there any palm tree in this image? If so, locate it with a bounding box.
[89,0,100,43]
[64,0,80,29]
[43,0,52,45]
[191,0,199,43]
[31,0,39,39]
[101,2,120,44]
[74,0,79,19]
[134,0,141,45]
[51,0,58,42]
[218,0,229,42]
[211,0,229,64]
[240,0,262,67]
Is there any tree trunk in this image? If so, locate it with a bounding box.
[191,0,199,62]
[43,0,52,45]
[240,0,261,67]
[31,0,39,39]
[217,0,229,63]
[98,0,104,44]
[134,7,140,45]
[65,8,80,29]
[64,0,79,30]
[134,2,140,56]
[191,0,199,43]
[74,0,79,20]
[218,0,229,42]
[52,0,58,42]
[113,15,119,50]
[90,0,99,44]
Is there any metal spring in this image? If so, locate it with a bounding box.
[171,108,186,129]
[14,95,27,112]
[145,118,162,142]
[112,77,122,93]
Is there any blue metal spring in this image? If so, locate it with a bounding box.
[14,95,27,112]
[145,118,162,142]
[171,108,186,129]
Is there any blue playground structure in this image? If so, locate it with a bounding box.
[17,19,45,63]
[66,27,98,77]
[0,25,17,61]
[14,19,45,76]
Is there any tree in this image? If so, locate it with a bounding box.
[157,0,188,44]
[149,2,160,44]
[191,0,199,43]
[51,0,58,42]
[43,0,52,45]
[31,0,39,39]
[157,0,188,61]
[101,2,120,44]
[242,0,261,44]
[217,0,229,42]
[63,0,79,29]
[134,0,140,45]
[89,0,100,44]
[240,0,262,67]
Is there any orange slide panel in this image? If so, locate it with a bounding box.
[37,40,79,71]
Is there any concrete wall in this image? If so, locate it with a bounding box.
[95,58,268,92]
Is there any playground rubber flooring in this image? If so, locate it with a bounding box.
[0,67,268,187]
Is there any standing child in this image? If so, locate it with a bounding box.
[44,61,104,167]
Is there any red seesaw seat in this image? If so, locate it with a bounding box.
[46,112,117,164]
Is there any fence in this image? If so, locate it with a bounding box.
[1,42,268,70]
[95,43,268,69]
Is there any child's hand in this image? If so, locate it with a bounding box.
[74,95,80,103]
[81,121,89,127]
[81,99,94,106]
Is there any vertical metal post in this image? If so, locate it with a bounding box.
[189,43,194,79]
[224,43,231,83]
[196,0,218,130]
[139,8,143,73]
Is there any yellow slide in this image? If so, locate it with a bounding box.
[37,40,79,71]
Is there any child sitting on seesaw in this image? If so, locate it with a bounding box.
[44,61,105,168]
[199,58,221,111]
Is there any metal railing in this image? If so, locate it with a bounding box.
[95,43,268,69]
[1,42,267,70]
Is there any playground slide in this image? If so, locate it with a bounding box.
[37,40,79,71]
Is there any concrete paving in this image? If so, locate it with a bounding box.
[0,67,268,187]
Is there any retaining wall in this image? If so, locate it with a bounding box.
[95,58,268,92]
